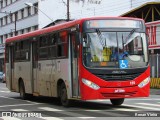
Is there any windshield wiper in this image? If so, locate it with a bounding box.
[125,28,136,42]
[96,29,106,47]
[124,28,136,46]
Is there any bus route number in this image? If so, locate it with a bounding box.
[130,81,135,85]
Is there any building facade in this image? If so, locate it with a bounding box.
[0,0,38,71]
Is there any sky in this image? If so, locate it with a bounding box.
[38,0,160,28]
[39,0,131,27]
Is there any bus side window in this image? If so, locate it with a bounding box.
[57,31,68,57]
[20,40,30,61]
[15,42,21,61]
[14,41,30,61]
[49,33,57,58]
[38,35,49,59]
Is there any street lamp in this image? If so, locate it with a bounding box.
[0,11,17,35]
[25,2,54,22]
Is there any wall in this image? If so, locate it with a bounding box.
[0,0,38,36]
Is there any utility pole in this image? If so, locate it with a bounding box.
[130,0,132,8]
[67,0,70,21]
[61,0,70,21]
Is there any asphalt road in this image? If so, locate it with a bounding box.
[0,83,159,120]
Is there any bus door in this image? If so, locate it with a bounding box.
[70,34,79,97]
[8,46,15,90]
[31,39,38,94]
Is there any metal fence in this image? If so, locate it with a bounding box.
[149,54,160,78]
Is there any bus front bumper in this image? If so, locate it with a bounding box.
[81,83,150,100]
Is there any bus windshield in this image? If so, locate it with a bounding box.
[83,31,148,69]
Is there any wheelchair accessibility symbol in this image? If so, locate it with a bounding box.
[119,60,128,69]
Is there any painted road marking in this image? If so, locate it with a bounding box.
[84,109,128,117]
[136,103,160,107]
[114,108,138,111]
[0,91,10,93]
[0,96,21,100]
[39,107,96,118]
[125,98,160,101]
[0,88,9,90]
[40,117,63,120]
[1,117,21,120]
[0,103,42,108]
[0,96,43,104]
[11,109,29,111]
[39,107,63,111]
[78,117,97,119]
[123,104,160,111]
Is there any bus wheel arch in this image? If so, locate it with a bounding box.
[57,79,70,107]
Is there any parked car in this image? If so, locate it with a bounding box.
[0,72,3,82]
[0,72,5,83]
[2,73,5,83]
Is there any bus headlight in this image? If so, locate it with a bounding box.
[82,78,100,90]
[138,77,150,88]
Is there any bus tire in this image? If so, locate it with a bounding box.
[19,81,27,100]
[60,83,70,107]
[110,98,124,106]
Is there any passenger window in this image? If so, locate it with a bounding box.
[49,33,57,58]
[14,40,30,61]
[38,35,49,59]
[57,31,68,57]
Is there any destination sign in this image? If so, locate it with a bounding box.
[86,19,143,29]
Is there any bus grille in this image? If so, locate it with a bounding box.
[96,73,141,81]
[101,91,137,98]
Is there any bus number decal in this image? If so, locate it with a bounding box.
[130,81,135,85]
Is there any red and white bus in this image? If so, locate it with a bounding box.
[5,17,150,106]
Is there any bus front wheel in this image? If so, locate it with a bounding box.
[110,98,124,106]
[60,83,70,107]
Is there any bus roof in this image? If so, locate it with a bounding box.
[5,16,144,44]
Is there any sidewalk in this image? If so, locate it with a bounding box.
[150,88,160,95]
